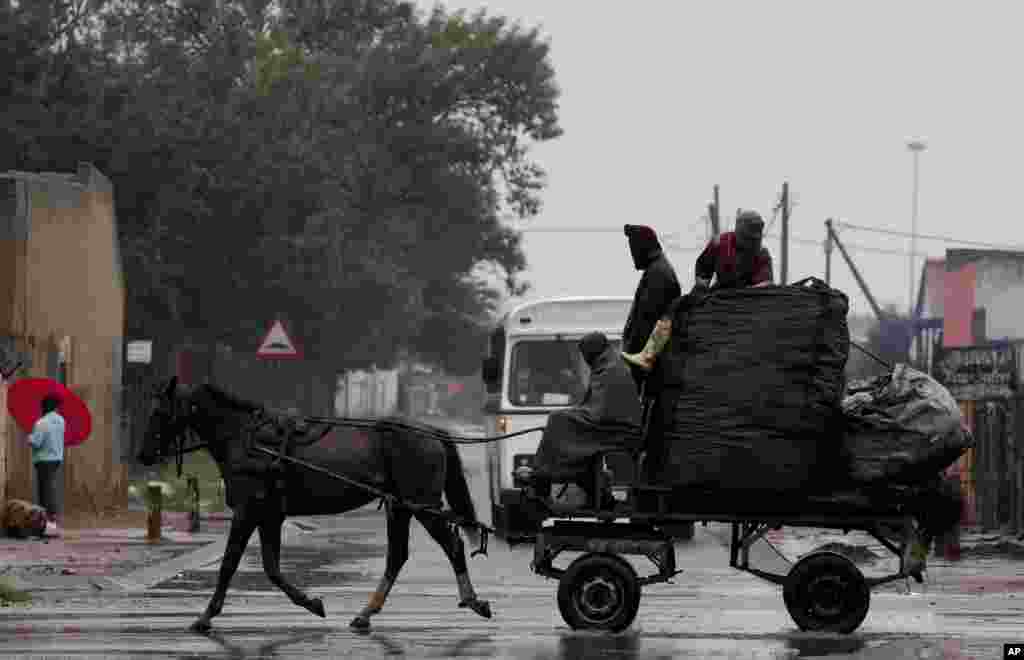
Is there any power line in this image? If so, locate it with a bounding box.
[837,221,1024,251]
[766,233,928,258]
[515,226,930,258]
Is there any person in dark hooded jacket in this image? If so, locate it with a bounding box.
[620,225,680,479]
[621,224,681,392]
[525,332,642,507]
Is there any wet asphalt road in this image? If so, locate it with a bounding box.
[4,510,1024,659]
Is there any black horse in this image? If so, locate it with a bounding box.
[136,377,492,632]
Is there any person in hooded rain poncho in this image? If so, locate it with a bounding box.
[525,332,642,507]
[621,225,681,392]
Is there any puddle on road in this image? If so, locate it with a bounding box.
[0,621,1012,660]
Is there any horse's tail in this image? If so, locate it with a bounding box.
[443,441,479,540]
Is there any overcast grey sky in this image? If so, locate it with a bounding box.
[420,1,1024,318]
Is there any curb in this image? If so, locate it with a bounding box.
[108,537,228,592]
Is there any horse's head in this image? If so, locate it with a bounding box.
[137,376,196,466]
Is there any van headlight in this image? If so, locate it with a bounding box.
[497,415,510,434]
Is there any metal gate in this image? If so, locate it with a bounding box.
[120,367,161,465]
[973,399,1017,532]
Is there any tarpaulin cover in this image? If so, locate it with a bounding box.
[655,279,850,491]
[839,363,973,486]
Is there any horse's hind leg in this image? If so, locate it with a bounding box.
[350,506,412,631]
[258,511,326,619]
[416,513,492,620]
[191,507,258,632]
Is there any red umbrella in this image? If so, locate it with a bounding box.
[6,378,93,447]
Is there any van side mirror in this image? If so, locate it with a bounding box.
[481,356,500,385]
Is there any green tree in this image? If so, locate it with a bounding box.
[1,0,562,375]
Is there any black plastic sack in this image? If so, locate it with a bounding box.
[655,278,850,491]
[839,364,973,486]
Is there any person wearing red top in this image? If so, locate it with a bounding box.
[694,209,773,290]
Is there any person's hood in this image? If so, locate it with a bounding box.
[578,332,609,369]
[624,224,663,270]
[735,210,764,252]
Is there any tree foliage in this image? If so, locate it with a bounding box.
[1,0,561,375]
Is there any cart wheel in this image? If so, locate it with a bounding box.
[557,553,641,632]
[783,551,870,634]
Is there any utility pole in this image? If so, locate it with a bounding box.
[708,185,721,237]
[827,220,885,320]
[824,219,833,286]
[780,182,790,285]
[907,140,927,317]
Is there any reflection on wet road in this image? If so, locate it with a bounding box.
[3,513,1024,658]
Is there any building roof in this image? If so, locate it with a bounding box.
[945,248,1024,272]
[0,162,113,194]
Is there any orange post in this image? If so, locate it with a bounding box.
[146,484,162,542]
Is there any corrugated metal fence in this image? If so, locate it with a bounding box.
[929,340,1024,533]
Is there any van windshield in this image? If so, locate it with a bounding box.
[508,338,622,407]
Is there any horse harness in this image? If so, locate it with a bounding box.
[165,392,526,558]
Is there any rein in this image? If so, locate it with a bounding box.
[169,396,207,479]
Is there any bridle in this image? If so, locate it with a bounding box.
[152,387,207,479]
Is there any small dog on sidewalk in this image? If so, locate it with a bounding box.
[4,499,48,539]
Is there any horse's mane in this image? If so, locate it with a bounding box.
[197,383,264,414]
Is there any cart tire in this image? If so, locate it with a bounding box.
[783,551,870,634]
[556,553,641,632]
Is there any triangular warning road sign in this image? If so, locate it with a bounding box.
[257,320,302,359]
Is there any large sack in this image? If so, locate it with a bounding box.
[840,364,973,485]
[655,278,850,491]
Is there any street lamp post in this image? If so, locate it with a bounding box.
[907,139,927,317]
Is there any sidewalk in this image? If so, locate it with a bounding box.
[955,528,1024,558]
[1,511,229,596]
[1,503,387,600]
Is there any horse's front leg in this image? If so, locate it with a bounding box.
[416,513,492,620]
[191,506,258,632]
[258,510,325,618]
[350,506,412,631]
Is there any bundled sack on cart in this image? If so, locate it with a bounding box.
[653,278,850,493]
[837,363,973,486]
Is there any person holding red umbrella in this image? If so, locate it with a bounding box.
[7,377,92,536]
[28,394,66,536]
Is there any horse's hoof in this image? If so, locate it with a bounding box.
[349,616,370,631]
[308,597,326,618]
[189,618,212,633]
[460,598,493,620]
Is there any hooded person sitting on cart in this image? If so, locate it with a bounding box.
[523,332,642,508]
[622,209,774,371]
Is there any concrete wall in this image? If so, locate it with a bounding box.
[335,369,399,418]
[974,257,1024,342]
[919,253,1024,348]
[0,163,126,516]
